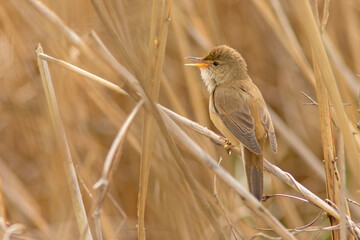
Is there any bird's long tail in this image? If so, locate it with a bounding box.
[244,147,263,201]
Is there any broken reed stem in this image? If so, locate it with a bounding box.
[39,53,128,96]
[313,50,341,240]
[138,1,172,239]
[92,100,143,240]
[35,44,93,240]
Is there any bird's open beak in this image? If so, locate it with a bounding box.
[184,56,210,68]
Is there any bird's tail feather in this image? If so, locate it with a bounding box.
[244,147,263,201]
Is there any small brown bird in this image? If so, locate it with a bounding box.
[185,45,277,200]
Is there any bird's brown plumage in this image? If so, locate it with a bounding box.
[186,45,277,200]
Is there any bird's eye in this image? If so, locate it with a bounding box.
[213,61,219,66]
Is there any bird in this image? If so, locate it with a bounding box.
[185,45,277,200]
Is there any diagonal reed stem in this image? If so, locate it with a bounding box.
[35,44,93,240]
[92,100,143,240]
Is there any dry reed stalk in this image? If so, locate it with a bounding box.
[136,0,159,237]
[138,1,171,239]
[337,134,348,240]
[35,44,93,240]
[313,51,341,240]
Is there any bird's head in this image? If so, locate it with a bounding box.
[185,45,248,92]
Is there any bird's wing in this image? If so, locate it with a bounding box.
[213,86,261,154]
[260,106,277,153]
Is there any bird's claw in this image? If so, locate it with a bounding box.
[224,139,233,154]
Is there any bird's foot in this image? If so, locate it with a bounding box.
[224,139,233,155]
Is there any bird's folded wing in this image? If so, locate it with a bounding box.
[260,106,277,153]
[213,87,261,155]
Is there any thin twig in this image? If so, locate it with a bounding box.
[250,232,281,240]
[294,210,324,231]
[348,199,360,208]
[263,194,309,203]
[301,91,318,106]
[301,91,351,107]
[255,210,323,232]
[291,222,360,233]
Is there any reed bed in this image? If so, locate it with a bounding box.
[1,0,360,239]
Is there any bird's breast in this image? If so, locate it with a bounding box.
[200,68,216,93]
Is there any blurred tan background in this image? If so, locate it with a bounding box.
[1,0,360,239]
